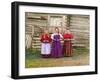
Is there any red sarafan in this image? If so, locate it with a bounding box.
[63,33,74,57]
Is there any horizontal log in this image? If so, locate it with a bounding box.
[26,13,48,17]
[32,37,40,39]
[72,44,85,47]
[72,32,89,35]
[70,15,89,18]
[73,41,89,43]
[73,34,89,38]
[70,18,89,22]
[26,22,47,25]
[70,19,89,23]
[70,24,89,27]
[71,29,89,33]
[25,28,32,32]
[26,24,47,27]
[73,38,89,41]
[70,27,89,30]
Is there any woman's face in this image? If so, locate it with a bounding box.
[55,28,59,33]
[44,30,48,34]
[66,30,70,33]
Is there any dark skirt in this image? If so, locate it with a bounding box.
[63,41,73,57]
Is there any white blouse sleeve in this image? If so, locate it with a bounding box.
[51,34,54,39]
[59,34,63,39]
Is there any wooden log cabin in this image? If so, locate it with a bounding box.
[25,12,89,49]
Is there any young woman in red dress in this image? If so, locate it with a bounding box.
[63,29,74,57]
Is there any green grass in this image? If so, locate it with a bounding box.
[73,47,89,55]
[25,47,89,68]
[26,48,41,59]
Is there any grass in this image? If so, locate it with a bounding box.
[26,48,41,59]
[25,47,89,68]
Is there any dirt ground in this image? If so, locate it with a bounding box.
[25,47,89,68]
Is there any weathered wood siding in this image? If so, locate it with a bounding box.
[70,15,89,47]
[25,12,90,49]
[25,13,48,49]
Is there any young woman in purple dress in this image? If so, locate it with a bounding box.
[51,27,63,58]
